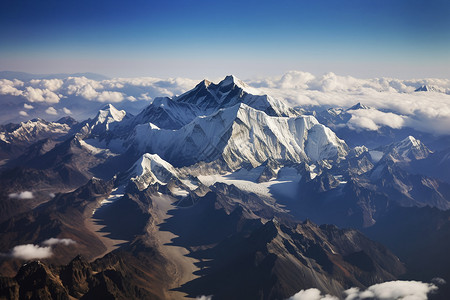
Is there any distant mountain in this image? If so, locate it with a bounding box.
[314,103,432,148]
[347,102,371,111]
[0,71,109,81]
[414,85,445,93]
[379,135,432,162]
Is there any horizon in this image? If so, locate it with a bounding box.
[1,69,450,82]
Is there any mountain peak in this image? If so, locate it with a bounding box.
[195,79,212,89]
[347,102,371,111]
[96,104,126,123]
[402,135,418,146]
[100,103,118,112]
[126,153,179,189]
[219,75,252,91]
[414,85,443,92]
[387,135,432,161]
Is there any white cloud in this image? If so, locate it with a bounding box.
[195,296,213,300]
[279,71,316,89]
[9,191,34,199]
[10,244,52,260]
[0,79,23,96]
[288,289,338,300]
[24,103,34,109]
[76,84,99,100]
[45,107,58,115]
[248,71,450,135]
[97,91,124,103]
[30,79,63,91]
[4,237,77,260]
[347,115,379,131]
[23,87,60,103]
[42,238,76,246]
[344,281,438,300]
[63,107,72,114]
[138,93,152,101]
[289,281,439,300]
[347,109,406,131]
[19,110,29,117]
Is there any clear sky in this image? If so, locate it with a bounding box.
[1,0,449,79]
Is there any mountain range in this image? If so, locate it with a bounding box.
[0,75,449,300]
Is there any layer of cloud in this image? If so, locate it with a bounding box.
[19,110,28,117]
[63,107,72,114]
[344,280,438,300]
[248,71,450,135]
[347,109,406,131]
[288,289,338,300]
[8,191,34,199]
[1,71,450,135]
[289,281,439,300]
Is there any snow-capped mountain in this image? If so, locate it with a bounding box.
[0,118,71,145]
[125,153,179,190]
[381,135,432,162]
[131,75,297,130]
[314,103,430,148]
[414,85,445,93]
[346,102,371,111]
[77,104,131,139]
[129,103,347,170]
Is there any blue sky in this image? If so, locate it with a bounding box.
[1,0,449,79]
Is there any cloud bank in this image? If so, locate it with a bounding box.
[1,71,450,135]
[288,280,439,300]
[288,289,338,300]
[249,71,450,135]
[344,280,438,300]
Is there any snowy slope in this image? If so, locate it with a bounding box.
[383,136,431,161]
[76,104,132,143]
[0,118,70,144]
[126,153,179,189]
[131,75,297,130]
[128,103,348,169]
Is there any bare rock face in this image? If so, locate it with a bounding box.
[15,261,70,300]
[178,220,405,300]
[0,277,20,300]
[3,250,166,300]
